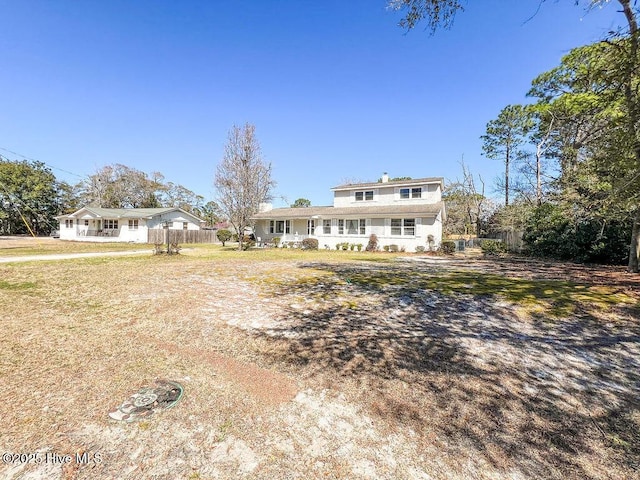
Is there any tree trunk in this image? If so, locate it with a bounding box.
[629,210,640,272]
[619,0,640,272]
[505,148,510,206]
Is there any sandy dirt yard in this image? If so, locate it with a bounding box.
[0,244,639,479]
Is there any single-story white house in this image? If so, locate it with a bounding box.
[252,175,446,251]
[55,207,205,243]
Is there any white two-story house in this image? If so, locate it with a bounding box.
[252,174,446,251]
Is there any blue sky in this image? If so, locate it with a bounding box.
[0,0,624,207]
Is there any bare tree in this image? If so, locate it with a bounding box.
[444,161,490,237]
[214,123,275,250]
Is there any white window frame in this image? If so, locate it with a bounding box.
[322,219,331,234]
[390,218,416,236]
[355,190,374,202]
[104,219,118,229]
[337,218,366,235]
[128,219,139,230]
[307,219,315,235]
[270,220,290,234]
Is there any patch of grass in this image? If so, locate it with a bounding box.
[216,418,234,442]
[0,280,37,290]
[293,265,638,319]
[0,238,152,257]
[186,243,399,263]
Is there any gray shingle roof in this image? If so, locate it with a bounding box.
[252,202,444,219]
[331,177,444,191]
[57,207,204,222]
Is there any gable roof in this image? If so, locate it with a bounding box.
[56,207,204,223]
[252,202,445,220]
[332,177,444,191]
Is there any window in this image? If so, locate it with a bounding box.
[323,219,331,234]
[355,190,374,201]
[391,218,416,236]
[269,220,290,234]
[391,218,402,235]
[338,219,366,235]
[183,222,188,230]
[128,219,139,230]
[104,220,118,229]
[411,187,422,198]
[65,219,73,228]
[404,218,416,235]
[84,220,89,226]
[400,188,410,199]
[307,219,315,235]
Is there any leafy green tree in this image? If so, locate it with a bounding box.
[481,105,533,206]
[387,0,463,32]
[0,158,60,235]
[387,0,640,271]
[200,200,223,227]
[291,198,311,208]
[216,229,232,246]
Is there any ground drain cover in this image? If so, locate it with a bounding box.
[108,380,184,422]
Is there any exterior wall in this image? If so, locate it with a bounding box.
[146,211,201,231]
[255,215,442,252]
[59,211,201,243]
[59,220,76,240]
[332,182,441,208]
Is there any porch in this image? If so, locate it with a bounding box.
[76,228,121,238]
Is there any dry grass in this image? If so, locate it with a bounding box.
[0,244,638,479]
[0,237,152,257]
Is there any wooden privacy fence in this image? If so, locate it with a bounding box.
[147,229,218,244]
[494,229,524,252]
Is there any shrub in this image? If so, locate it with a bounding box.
[232,233,239,242]
[481,239,506,256]
[356,243,363,251]
[400,245,406,252]
[241,235,255,250]
[440,240,456,255]
[389,244,399,252]
[301,238,319,250]
[383,245,390,252]
[523,203,630,264]
[272,236,280,247]
[216,229,232,246]
[365,234,378,252]
[415,245,426,253]
[341,242,349,251]
[349,243,355,251]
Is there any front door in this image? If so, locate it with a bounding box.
[307,219,315,236]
